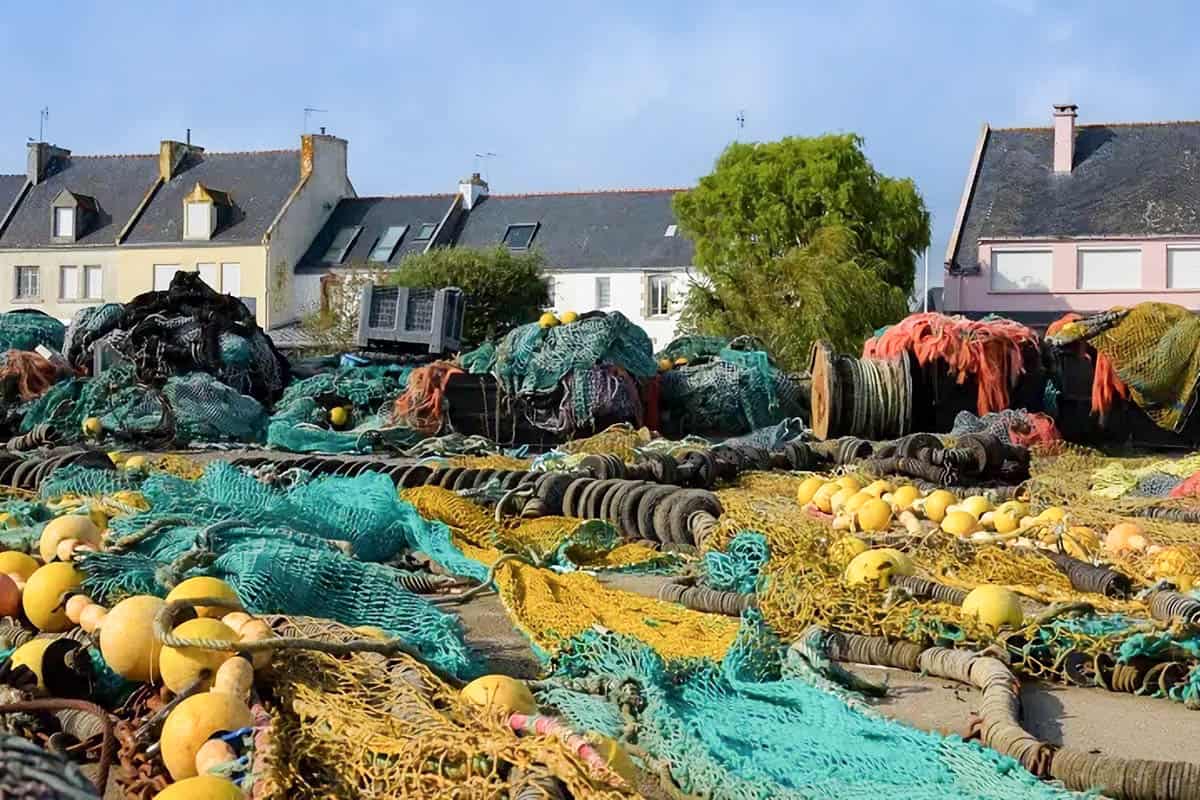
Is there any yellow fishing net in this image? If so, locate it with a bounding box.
[562,424,656,460]
[401,486,738,661]
[263,617,637,800]
[446,453,534,470]
[1090,302,1200,432]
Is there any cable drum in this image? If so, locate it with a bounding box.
[1148,591,1200,625]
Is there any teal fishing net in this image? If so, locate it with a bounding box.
[0,311,65,352]
[704,532,769,594]
[39,465,139,500]
[660,348,783,435]
[656,335,731,362]
[459,341,497,374]
[548,614,1073,800]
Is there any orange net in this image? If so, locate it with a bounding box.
[391,362,463,433]
[863,313,1037,415]
[0,350,65,401]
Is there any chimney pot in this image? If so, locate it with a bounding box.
[459,172,490,210]
[320,126,326,135]
[26,142,70,185]
[1053,103,1077,174]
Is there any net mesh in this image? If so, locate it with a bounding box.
[0,310,65,352]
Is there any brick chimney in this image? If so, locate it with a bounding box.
[26,142,70,185]
[159,140,204,181]
[1053,104,1077,174]
[459,172,489,210]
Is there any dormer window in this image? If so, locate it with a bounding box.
[503,223,538,250]
[54,207,75,238]
[182,182,230,241]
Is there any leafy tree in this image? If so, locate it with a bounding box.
[299,267,384,352]
[388,246,548,346]
[677,226,910,372]
[674,134,930,293]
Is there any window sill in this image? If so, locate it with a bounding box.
[12,298,43,304]
[58,298,103,304]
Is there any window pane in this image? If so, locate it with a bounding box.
[369,226,407,262]
[84,266,102,299]
[650,275,671,315]
[415,223,437,240]
[503,224,536,249]
[54,207,74,237]
[59,266,79,299]
[186,202,211,239]
[1077,249,1140,290]
[1168,249,1200,289]
[322,226,362,263]
[154,265,179,291]
[221,263,241,296]
[15,266,39,299]
[990,251,1052,292]
[595,277,611,308]
[197,263,218,290]
[664,224,677,237]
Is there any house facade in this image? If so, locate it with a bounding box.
[944,104,1200,327]
[293,175,694,349]
[0,134,351,329]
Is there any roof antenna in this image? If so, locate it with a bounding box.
[473,152,498,184]
[303,107,327,133]
[735,109,745,141]
[38,107,49,142]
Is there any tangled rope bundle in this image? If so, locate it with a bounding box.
[392,362,463,434]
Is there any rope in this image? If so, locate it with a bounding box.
[0,699,115,793]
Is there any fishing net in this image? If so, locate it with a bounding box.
[655,334,733,362]
[0,350,70,402]
[864,313,1038,415]
[951,409,1061,448]
[547,617,1073,800]
[0,310,64,352]
[704,532,769,594]
[659,349,790,436]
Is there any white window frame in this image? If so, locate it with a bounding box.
[648,274,672,317]
[59,265,80,300]
[53,207,74,239]
[664,224,677,237]
[83,265,102,300]
[220,262,241,296]
[595,277,611,309]
[989,248,1053,293]
[153,264,181,292]
[14,266,40,300]
[1166,246,1200,289]
[197,262,219,291]
[1076,247,1141,291]
[184,201,213,240]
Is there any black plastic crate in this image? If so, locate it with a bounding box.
[357,285,465,354]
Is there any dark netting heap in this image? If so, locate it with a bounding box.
[0,309,65,352]
[658,337,807,436]
[62,271,289,404]
[266,364,415,453]
[484,311,658,434]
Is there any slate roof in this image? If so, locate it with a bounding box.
[296,195,456,273]
[454,189,693,270]
[0,175,25,219]
[123,150,301,245]
[949,122,1200,273]
[0,155,159,247]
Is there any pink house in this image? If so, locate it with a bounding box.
[943,104,1200,327]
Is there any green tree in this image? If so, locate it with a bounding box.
[388,246,548,346]
[677,226,910,372]
[673,134,930,293]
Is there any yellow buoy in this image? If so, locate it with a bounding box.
[159,618,239,694]
[23,562,83,632]
[673,357,689,367]
[82,417,103,438]
[991,510,1019,534]
[843,491,872,515]
[154,775,245,800]
[828,536,868,568]
[657,358,673,372]
[863,479,893,498]
[559,310,579,324]
[811,483,839,514]
[166,577,241,619]
[844,548,914,589]
[39,515,101,563]
[101,595,166,683]
[959,495,993,518]
[80,603,108,634]
[829,486,857,515]
[1105,522,1145,554]
[329,406,351,428]
[460,675,537,715]
[124,455,149,473]
[795,477,826,506]
[160,691,253,780]
[997,500,1029,519]
[961,585,1024,631]
[889,485,921,511]
[1037,506,1067,523]
[856,499,893,532]
[9,639,55,688]
[237,619,275,670]
[941,510,981,538]
[0,551,39,581]
[212,657,255,701]
[835,475,862,493]
[538,312,559,329]
[922,490,957,523]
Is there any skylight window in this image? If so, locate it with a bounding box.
[369,225,408,262]
[503,223,538,250]
[664,224,677,237]
[414,222,437,241]
[322,226,363,264]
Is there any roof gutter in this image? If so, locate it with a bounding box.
[117,177,164,244]
[944,123,990,272]
[0,180,31,239]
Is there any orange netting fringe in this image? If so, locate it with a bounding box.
[1090,350,1129,417]
[863,313,1037,415]
[0,350,65,401]
[391,362,463,434]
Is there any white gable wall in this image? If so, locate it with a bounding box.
[544,267,691,352]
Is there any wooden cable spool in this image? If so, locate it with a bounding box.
[809,341,838,440]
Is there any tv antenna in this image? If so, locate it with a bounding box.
[474,151,498,182]
[38,107,49,142]
[303,107,327,133]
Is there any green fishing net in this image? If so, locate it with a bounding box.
[704,532,769,594]
[660,348,782,435]
[0,311,65,352]
[547,615,1073,800]
[39,465,140,499]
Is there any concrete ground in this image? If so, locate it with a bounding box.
[452,572,1200,766]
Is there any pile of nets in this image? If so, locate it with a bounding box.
[1047,303,1200,433]
[951,409,1061,448]
[61,271,289,404]
[473,312,658,435]
[268,363,415,453]
[0,309,64,352]
[865,312,1038,415]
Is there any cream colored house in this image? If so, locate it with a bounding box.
[0,134,352,330]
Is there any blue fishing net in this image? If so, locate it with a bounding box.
[704,532,769,594]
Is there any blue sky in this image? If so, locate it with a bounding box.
[0,1,1191,289]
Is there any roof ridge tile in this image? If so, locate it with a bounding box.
[487,187,689,198]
